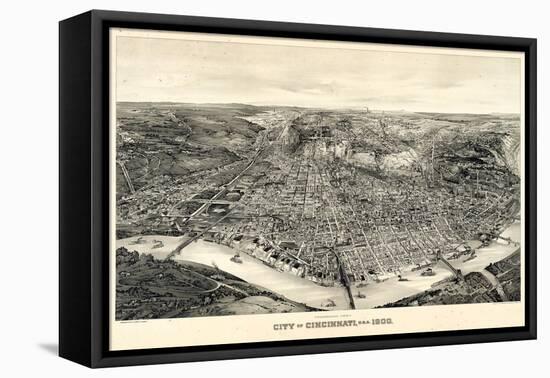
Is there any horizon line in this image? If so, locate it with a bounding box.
[115,101,520,116]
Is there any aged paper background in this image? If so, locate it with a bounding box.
[109,27,525,351]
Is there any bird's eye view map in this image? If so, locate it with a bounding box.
[113,33,522,321]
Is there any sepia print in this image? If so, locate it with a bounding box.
[111,28,524,344]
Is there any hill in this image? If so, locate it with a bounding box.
[116,247,314,320]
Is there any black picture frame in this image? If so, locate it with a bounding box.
[59,9,537,368]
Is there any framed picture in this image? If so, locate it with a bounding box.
[59,10,537,368]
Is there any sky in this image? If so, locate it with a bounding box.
[115,34,522,114]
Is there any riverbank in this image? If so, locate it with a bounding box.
[116,221,521,311]
[117,235,349,309]
[351,222,521,308]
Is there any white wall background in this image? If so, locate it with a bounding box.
[0,0,546,376]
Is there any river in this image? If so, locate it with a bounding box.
[116,235,349,309]
[116,221,521,310]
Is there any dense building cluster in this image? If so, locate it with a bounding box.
[116,104,521,288]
